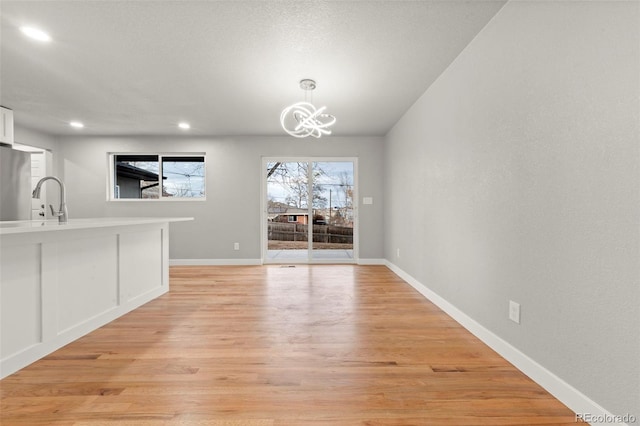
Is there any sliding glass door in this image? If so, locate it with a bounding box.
[264,158,356,263]
[310,161,354,260]
[265,161,310,261]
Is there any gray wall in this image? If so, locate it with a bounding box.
[384,0,639,417]
[51,135,384,261]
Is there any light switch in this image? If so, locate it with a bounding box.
[363,197,373,205]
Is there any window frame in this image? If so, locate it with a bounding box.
[107,152,206,201]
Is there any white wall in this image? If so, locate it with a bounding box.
[53,135,384,262]
[13,126,59,155]
[384,0,639,418]
[13,125,61,213]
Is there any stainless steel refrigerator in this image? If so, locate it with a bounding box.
[0,144,31,221]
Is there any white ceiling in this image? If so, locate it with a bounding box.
[1,1,506,137]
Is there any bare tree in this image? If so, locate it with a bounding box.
[162,162,205,197]
[337,171,354,210]
[267,162,327,208]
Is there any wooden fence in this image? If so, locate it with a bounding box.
[268,222,353,244]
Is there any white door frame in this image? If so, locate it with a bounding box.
[261,156,359,264]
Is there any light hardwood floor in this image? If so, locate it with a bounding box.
[1,265,577,425]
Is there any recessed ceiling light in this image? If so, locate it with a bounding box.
[178,122,191,130]
[69,121,84,128]
[20,26,51,43]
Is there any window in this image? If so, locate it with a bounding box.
[288,215,297,222]
[110,153,205,200]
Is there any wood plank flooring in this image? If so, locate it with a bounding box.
[1,265,577,425]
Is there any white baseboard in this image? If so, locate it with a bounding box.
[170,258,262,266]
[357,258,386,265]
[171,258,387,266]
[385,260,626,426]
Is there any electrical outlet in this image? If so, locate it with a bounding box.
[233,242,240,250]
[396,248,400,258]
[509,300,521,324]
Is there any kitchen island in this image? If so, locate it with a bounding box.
[0,217,192,378]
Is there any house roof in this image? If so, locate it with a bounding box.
[115,162,164,181]
[282,208,309,216]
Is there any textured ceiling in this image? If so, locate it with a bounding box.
[0,1,506,137]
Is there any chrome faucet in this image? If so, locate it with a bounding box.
[32,176,68,223]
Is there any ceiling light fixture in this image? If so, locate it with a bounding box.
[20,26,51,43]
[178,122,191,130]
[280,79,336,138]
[69,121,84,128]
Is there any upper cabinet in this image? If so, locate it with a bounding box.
[0,107,15,146]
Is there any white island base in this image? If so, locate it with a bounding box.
[0,217,191,379]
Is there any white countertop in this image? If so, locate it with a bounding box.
[0,217,193,235]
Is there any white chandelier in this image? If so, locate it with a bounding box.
[280,79,336,138]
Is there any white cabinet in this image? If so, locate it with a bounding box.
[0,218,193,379]
[0,106,15,146]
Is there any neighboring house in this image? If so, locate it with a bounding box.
[268,202,311,224]
[268,203,354,226]
[272,207,309,225]
[115,162,167,199]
